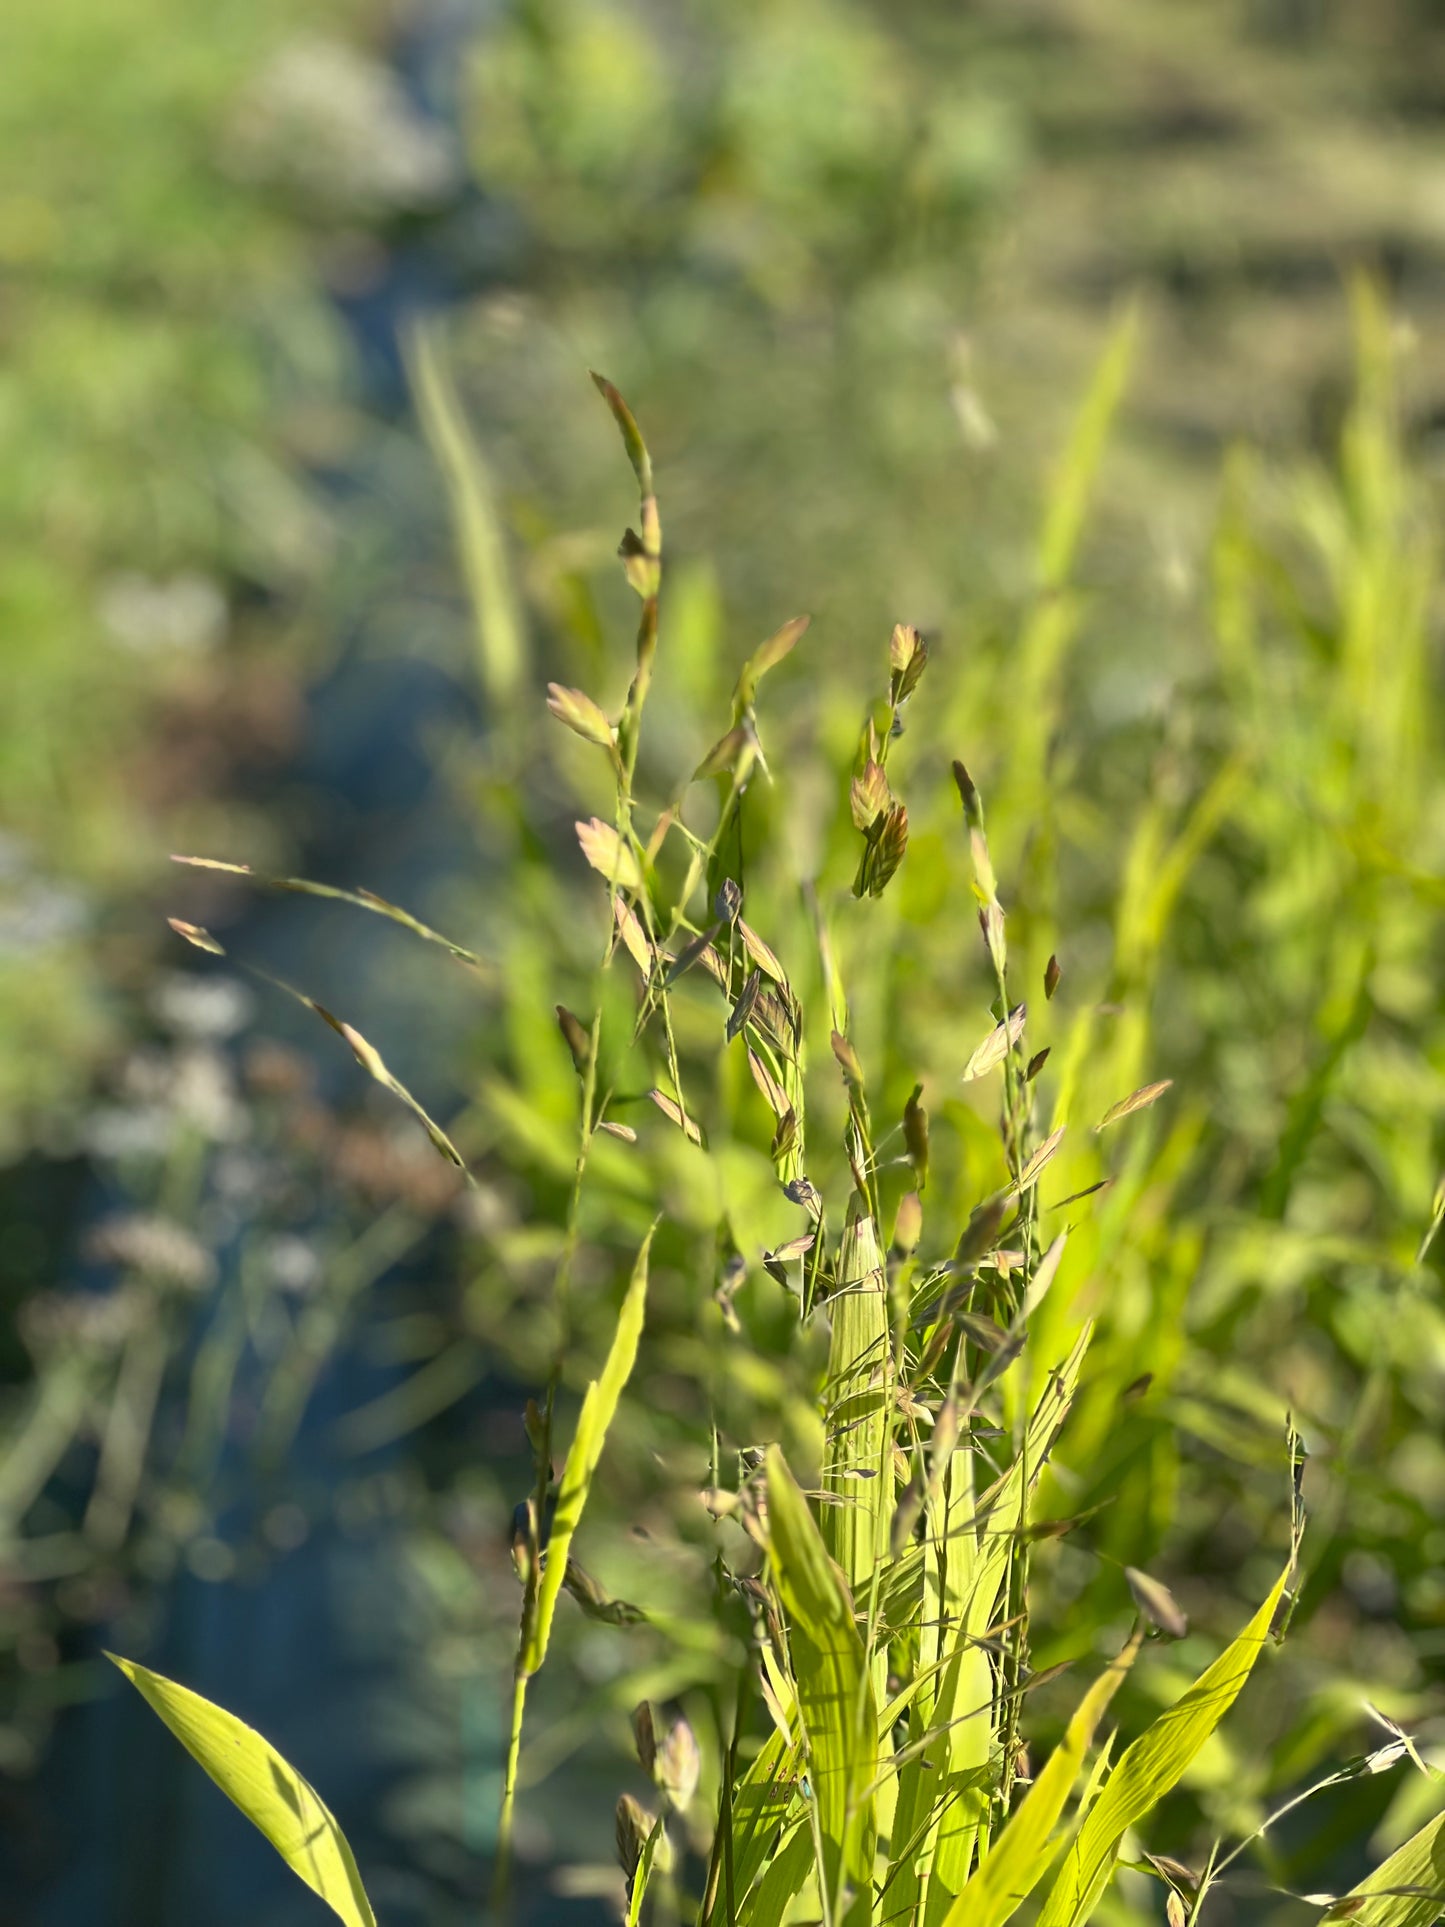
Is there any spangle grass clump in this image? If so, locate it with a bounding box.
[105,353,1445,1927]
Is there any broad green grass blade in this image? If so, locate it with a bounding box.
[1332,1805,1445,1927]
[766,1443,879,1924]
[925,1449,992,1920]
[966,1325,1094,1643]
[524,1225,654,1675]
[1037,1564,1292,1927]
[108,1655,375,1927]
[942,1634,1141,1927]
[740,1817,816,1927]
[931,1328,1093,1915]
[888,1328,1092,1925]
[823,1213,891,1597]
[725,1727,807,1913]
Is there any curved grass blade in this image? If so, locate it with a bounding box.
[108,1655,376,1927]
[1328,1806,1445,1927]
[711,1725,807,1923]
[1036,1563,1292,1927]
[740,1818,816,1927]
[888,1327,1094,1925]
[942,1633,1141,1927]
[170,855,487,972]
[523,1225,655,1676]
[167,920,471,1175]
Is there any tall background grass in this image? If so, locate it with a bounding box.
[6,2,1445,1923]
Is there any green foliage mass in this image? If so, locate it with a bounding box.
[14,3,1445,1922]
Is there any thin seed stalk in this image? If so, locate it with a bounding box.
[496,379,665,1917]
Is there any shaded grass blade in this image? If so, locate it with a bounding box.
[766,1443,878,1923]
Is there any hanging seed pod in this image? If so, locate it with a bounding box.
[555,1006,591,1075]
[903,1084,929,1188]
[631,1704,657,1776]
[889,623,929,704]
[655,1714,701,1813]
[1126,1565,1189,1639]
[545,683,615,750]
[892,1190,923,1256]
[615,1793,652,1882]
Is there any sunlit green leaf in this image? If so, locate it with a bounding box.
[1330,1805,1445,1927]
[943,1633,1140,1927]
[1036,1563,1292,1927]
[108,1655,375,1927]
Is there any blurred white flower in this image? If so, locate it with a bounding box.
[227,38,459,215]
[212,1146,270,1204]
[83,1104,176,1163]
[0,880,87,955]
[151,972,255,1041]
[97,572,228,655]
[171,1046,247,1141]
[264,1233,322,1296]
[88,1214,215,1293]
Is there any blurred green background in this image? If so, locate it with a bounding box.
[8,1,1445,1923]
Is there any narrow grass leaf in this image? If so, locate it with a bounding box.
[407,324,526,706]
[166,920,470,1173]
[625,1809,668,1927]
[648,1089,703,1144]
[733,615,810,717]
[721,1728,807,1917]
[590,372,654,497]
[1012,1126,1066,1195]
[524,1226,654,1674]
[739,1818,815,1927]
[327,1016,468,1173]
[168,918,225,955]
